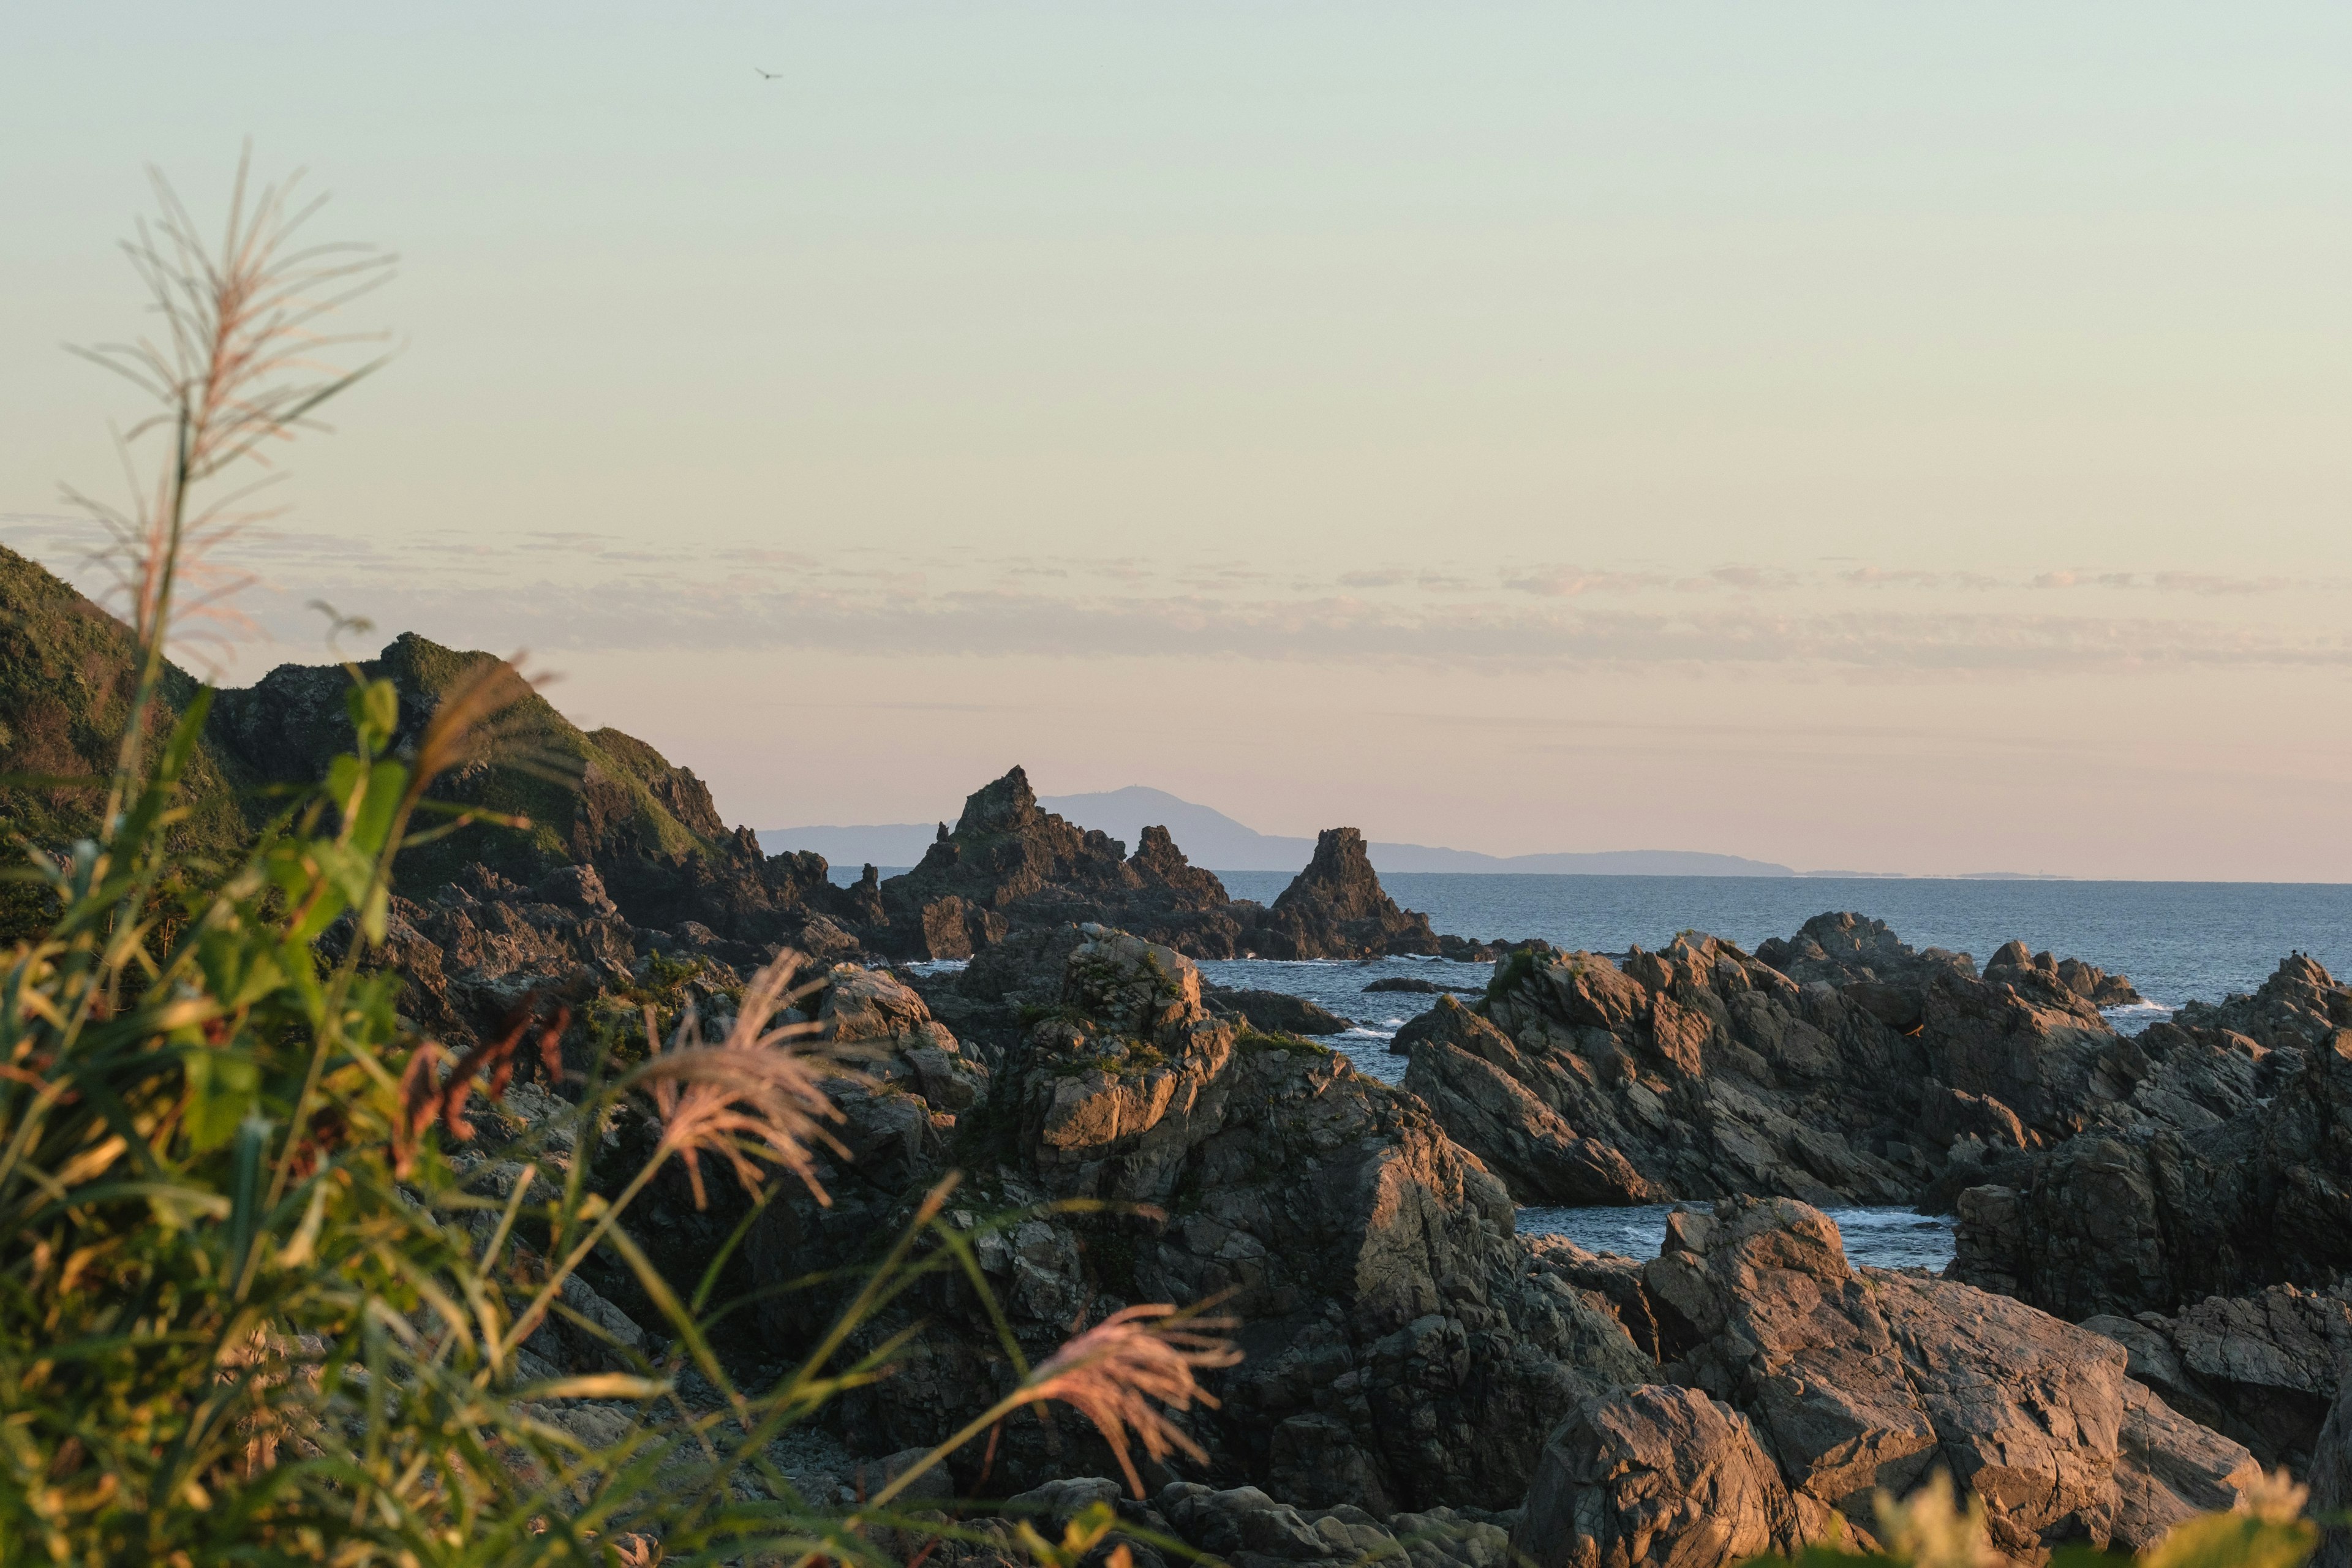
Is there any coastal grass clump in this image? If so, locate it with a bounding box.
[1233,1027,1329,1060]
[1479,944,1547,1009]
[0,154,1237,1567]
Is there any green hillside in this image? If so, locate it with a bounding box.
[209,632,733,892]
[0,545,254,937]
[2,543,737,933]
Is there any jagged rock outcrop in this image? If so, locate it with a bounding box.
[1950,966,2352,1320]
[1985,940,2146,1009]
[1554,1197,2263,1561]
[1396,997,1659,1206]
[872,769,1250,959]
[2175,954,2352,1050]
[1380,917,2185,1212]
[756,922,1655,1512]
[1393,935,1914,1205]
[1245,828,1442,960]
[1755,911,1978,995]
[865,772,1464,965]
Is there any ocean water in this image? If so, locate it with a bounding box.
[1518,1202,1956,1271]
[1213,872,2352,1016]
[1196,955,1483,1085]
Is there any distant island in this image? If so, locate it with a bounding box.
[759,784,2067,880]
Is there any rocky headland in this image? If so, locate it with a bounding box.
[11,571,2352,1565]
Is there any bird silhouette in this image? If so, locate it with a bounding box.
[754,66,781,80]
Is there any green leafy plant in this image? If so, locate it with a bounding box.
[0,155,1236,1568]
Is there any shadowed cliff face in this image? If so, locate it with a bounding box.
[1951,951,2352,1325]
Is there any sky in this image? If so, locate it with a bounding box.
[6,4,2352,879]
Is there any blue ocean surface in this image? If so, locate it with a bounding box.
[1214,872,2352,1015]
[1517,1202,1956,1272]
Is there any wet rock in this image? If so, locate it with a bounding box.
[1207,987,1354,1036]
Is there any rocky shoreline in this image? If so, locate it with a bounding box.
[8,606,2352,1566]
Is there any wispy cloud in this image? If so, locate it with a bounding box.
[1841,566,2000,590]
[203,573,2352,677]
[1501,565,1671,597]
[10,518,2342,681]
[2027,569,2299,596]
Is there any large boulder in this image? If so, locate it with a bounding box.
[1510,1385,1798,1568]
[1397,998,1659,1205]
[1616,1197,2260,1558]
[2080,1287,2352,1473]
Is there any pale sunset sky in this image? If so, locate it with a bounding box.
[6,5,2351,878]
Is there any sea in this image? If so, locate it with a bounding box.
[927,873,2352,1271]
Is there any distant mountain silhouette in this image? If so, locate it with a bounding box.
[758,783,1798,877]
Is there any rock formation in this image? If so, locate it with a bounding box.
[1950,956,2352,1322]
[2076,1287,2352,1474]
[1508,1198,2261,1566]
[862,769,1466,963]
[873,769,1247,960]
[760,922,1655,1512]
[1382,914,2178,1214]
[1245,827,1442,960]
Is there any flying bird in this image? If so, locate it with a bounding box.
[754,66,781,80]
